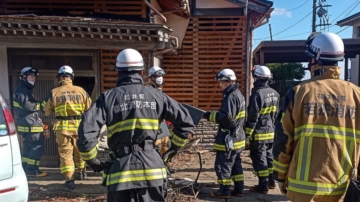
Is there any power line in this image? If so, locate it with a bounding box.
[336,26,350,34]
[329,0,360,27]
[254,11,312,40]
[274,0,309,12]
[329,0,360,30]
[277,31,312,40]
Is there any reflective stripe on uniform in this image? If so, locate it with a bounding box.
[296,136,312,181]
[17,126,44,133]
[60,166,75,174]
[234,110,245,120]
[209,112,217,123]
[253,132,274,141]
[41,100,47,108]
[268,167,274,174]
[280,112,285,123]
[79,144,98,161]
[27,158,40,166]
[217,178,232,185]
[55,104,85,115]
[257,170,269,177]
[294,124,360,142]
[231,174,244,182]
[260,106,277,115]
[35,102,40,111]
[288,177,348,195]
[105,168,167,186]
[245,127,254,135]
[13,101,22,109]
[54,120,81,131]
[171,131,187,147]
[75,162,86,169]
[292,124,355,195]
[107,118,159,139]
[273,160,289,174]
[213,140,245,151]
[22,157,28,163]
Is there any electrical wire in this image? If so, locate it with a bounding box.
[277,31,312,39]
[254,11,312,40]
[273,0,309,12]
[329,0,360,29]
[336,26,350,34]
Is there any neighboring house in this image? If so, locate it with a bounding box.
[337,12,360,84]
[0,0,273,165]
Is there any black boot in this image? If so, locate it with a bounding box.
[250,177,269,194]
[65,180,75,190]
[269,174,276,189]
[210,185,231,199]
[231,182,244,197]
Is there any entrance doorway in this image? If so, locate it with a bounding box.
[8,49,99,167]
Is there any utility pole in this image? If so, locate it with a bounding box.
[269,24,273,41]
[312,0,316,32]
[313,0,331,32]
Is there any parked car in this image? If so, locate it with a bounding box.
[0,94,28,202]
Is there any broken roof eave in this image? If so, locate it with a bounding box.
[0,16,174,50]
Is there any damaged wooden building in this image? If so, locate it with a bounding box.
[0,0,273,165]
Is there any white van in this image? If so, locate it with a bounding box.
[0,94,28,202]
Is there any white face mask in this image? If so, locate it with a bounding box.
[155,77,163,85]
[27,81,35,85]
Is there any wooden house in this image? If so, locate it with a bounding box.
[0,0,273,165]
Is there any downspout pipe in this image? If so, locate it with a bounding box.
[245,12,252,105]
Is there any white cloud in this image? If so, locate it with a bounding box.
[271,8,292,18]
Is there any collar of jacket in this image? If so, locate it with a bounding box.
[311,65,341,79]
[149,82,162,91]
[59,79,73,86]
[19,80,34,91]
[116,72,143,86]
[223,83,239,95]
[253,80,269,89]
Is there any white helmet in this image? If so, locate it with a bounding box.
[115,48,145,71]
[148,66,165,77]
[253,65,272,80]
[305,32,344,62]
[215,69,236,81]
[20,67,39,77]
[57,65,74,78]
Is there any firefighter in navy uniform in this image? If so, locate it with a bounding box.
[76,48,194,202]
[147,66,176,174]
[147,66,170,154]
[203,69,246,199]
[13,67,48,177]
[244,65,280,194]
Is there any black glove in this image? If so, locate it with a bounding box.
[86,158,104,173]
[162,145,179,163]
[203,111,211,120]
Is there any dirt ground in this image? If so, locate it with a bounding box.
[27,149,290,202]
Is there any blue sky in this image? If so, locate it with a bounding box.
[253,0,359,79]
